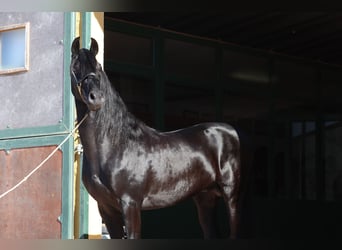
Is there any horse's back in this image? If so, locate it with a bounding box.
[159,122,240,169]
[163,122,238,140]
[177,122,240,150]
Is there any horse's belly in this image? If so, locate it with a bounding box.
[141,192,186,210]
[141,157,217,209]
[141,180,206,210]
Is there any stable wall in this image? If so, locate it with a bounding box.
[0,12,75,239]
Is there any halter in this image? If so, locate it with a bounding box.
[71,70,97,97]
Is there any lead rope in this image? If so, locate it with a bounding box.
[0,113,88,200]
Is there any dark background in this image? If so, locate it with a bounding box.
[103,13,342,239]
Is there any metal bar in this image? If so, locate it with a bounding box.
[81,12,91,49]
[63,12,76,132]
[76,11,92,239]
[61,132,75,239]
[104,60,155,79]
[315,69,325,201]
[153,31,165,130]
[267,56,276,198]
[0,134,69,151]
[60,12,76,239]
[78,150,89,238]
[301,122,306,199]
[215,46,223,121]
[0,124,70,142]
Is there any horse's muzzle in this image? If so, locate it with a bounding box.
[87,90,105,111]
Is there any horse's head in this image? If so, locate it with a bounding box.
[70,37,105,111]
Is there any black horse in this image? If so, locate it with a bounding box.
[70,37,241,239]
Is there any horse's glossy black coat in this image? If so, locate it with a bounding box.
[70,37,241,239]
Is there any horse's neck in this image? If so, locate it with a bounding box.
[74,100,99,169]
[75,85,151,161]
[75,99,89,123]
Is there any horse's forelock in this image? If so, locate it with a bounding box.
[79,49,98,69]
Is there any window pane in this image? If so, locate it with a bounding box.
[106,71,155,127]
[164,39,215,81]
[274,60,316,99]
[104,31,152,66]
[321,69,342,113]
[324,121,342,201]
[291,121,316,200]
[223,50,269,86]
[164,83,215,131]
[1,28,26,69]
[222,92,270,197]
[304,121,316,200]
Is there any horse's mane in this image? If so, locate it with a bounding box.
[94,70,151,145]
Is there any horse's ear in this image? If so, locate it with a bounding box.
[90,38,99,56]
[71,37,80,55]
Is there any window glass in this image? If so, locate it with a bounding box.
[0,24,29,73]
[291,121,317,200]
[324,121,342,201]
[104,31,152,66]
[274,59,316,99]
[164,39,215,81]
[106,71,155,127]
[320,69,342,113]
[223,49,269,86]
[222,92,270,197]
[164,82,215,131]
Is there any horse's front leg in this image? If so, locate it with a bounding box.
[121,197,142,239]
[98,204,125,239]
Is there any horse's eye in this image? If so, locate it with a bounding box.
[73,61,80,71]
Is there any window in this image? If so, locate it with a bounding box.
[104,30,152,66]
[0,22,29,74]
[164,39,216,81]
[164,83,215,131]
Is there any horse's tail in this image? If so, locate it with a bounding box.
[234,126,255,238]
[232,127,253,197]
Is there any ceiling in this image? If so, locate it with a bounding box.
[105,12,342,67]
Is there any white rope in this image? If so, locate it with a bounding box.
[0,114,88,200]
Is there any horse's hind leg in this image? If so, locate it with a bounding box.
[193,190,220,239]
[221,158,240,239]
[222,186,239,239]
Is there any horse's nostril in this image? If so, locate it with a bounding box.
[89,92,96,101]
[87,91,104,110]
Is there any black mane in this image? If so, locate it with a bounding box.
[94,69,150,145]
